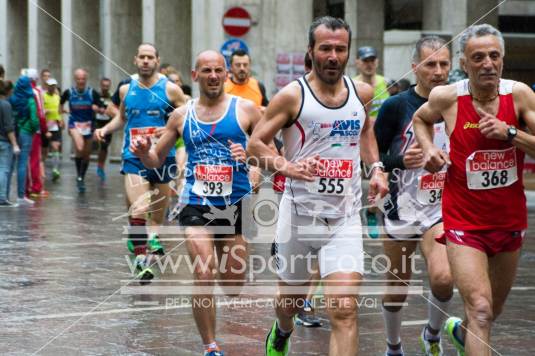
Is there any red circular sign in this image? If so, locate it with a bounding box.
[222,7,251,37]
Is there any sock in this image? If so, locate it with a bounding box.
[52,152,60,170]
[276,320,293,337]
[129,218,147,255]
[382,303,402,346]
[80,159,89,179]
[74,157,82,178]
[427,292,452,335]
[204,342,219,351]
[386,341,403,355]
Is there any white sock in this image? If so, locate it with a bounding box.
[382,304,402,345]
[427,292,452,333]
[204,341,218,350]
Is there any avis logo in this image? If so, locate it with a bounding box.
[330,119,361,137]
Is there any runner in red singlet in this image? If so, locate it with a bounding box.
[413,24,535,356]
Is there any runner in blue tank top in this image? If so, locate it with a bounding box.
[60,68,104,192]
[94,43,186,282]
[131,50,261,356]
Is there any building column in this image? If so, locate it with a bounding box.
[100,0,112,79]
[355,0,385,74]
[7,0,28,79]
[61,0,72,89]
[154,0,191,83]
[36,0,62,78]
[142,0,155,43]
[0,0,8,74]
[28,0,39,69]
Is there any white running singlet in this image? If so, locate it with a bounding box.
[282,75,367,218]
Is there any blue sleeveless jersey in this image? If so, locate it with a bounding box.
[181,96,251,206]
[68,87,94,123]
[122,77,175,160]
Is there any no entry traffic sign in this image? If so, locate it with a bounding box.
[222,7,251,37]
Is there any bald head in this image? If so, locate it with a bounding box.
[195,50,226,70]
[73,68,88,90]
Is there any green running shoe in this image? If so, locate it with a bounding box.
[52,169,60,182]
[366,209,380,239]
[444,317,465,356]
[147,233,165,255]
[265,321,290,356]
[134,254,154,285]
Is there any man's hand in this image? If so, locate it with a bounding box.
[12,145,20,155]
[368,169,389,204]
[478,108,508,140]
[129,136,152,158]
[45,132,52,139]
[423,145,451,173]
[403,142,425,169]
[228,139,247,163]
[94,128,107,142]
[279,154,321,182]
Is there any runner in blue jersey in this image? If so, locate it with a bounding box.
[131,50,261,356]
[60,68,104,192]
[94,43,185,282]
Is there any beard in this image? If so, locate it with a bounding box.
[138,65,157,79]
[312,53,348,85]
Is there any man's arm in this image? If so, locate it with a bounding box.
[485,82,535,158]
[94,85,128,141]
[247,82,317,181]
[374,96,406,172]
[355,80,389,201]
[166,81,187,109]
[60,89,69,114]
[130,106,184,168]
[412,85,454,172]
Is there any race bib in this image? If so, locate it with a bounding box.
[130,127,159,148]
[417,171,446,205]
[47,120,59,132]
[306,159,353,195]
[74,121,91,135]
[466,147,518,190]
[192,165,233,197]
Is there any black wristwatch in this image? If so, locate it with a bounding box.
[507,126,517,142]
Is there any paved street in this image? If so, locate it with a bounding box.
[1,163,534,355]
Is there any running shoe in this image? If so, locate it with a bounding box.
[147,233,165,255]
[366,209,380,239]
[204,349,224,356]
[419,325,443,356]
[16,197,35,206]
[265,321,290,356]
[52,169,60,182]
[0,200,18,207]
[134,254,154,284]
[76,177,85,193]
[30,190,49,198]
[444,317,465,356]
[385,342,404,356]
[97,166,106,183]
[294,312,322,327]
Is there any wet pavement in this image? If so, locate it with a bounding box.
[1,163,535,355]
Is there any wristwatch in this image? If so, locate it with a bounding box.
[507,125,517,142]
[370,161,385,173]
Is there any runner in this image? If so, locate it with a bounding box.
[95,77,113,183]
[247,16,388,356]
[131,50,261,356]
[43,78,63,181]
[375,36,453,356]
[413,24,535,356]
[94,43,185,280]
[60,68,104,193]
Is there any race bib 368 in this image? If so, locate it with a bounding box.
[466,147,518,190]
